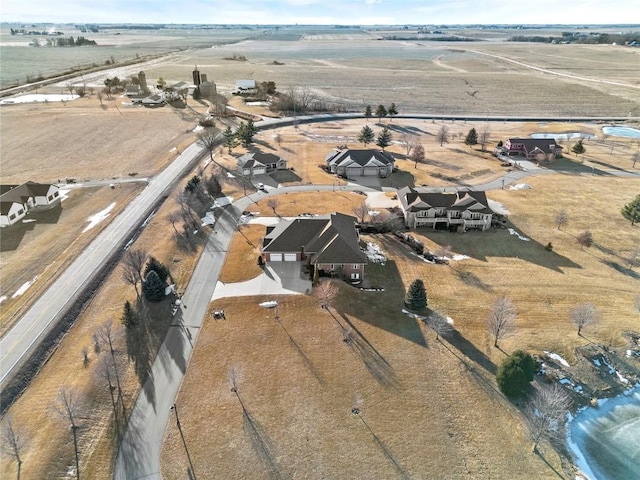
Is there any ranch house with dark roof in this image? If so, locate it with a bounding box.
[261,212,368,282]
[398,186,494,231]
[237,152,288,177]
[325,149,394,178]
[504,138,563,161]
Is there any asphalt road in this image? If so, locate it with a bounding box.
[0,142,204,388]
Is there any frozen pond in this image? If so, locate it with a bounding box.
[602,126,640,139]
[531,132,595,140]
[0,93,79,105]
[567,384,640,480]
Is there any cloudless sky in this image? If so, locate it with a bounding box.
[1,0,638,25]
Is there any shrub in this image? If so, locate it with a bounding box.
[545,242,553,251]
[496,350,536,397]
[405,279,427,312]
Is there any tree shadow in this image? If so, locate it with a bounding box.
[441,329,497,375]
[339,312,400,389]
[379,170,416,189]
[270,169,302,184]
[600,259,640,279]
[276,319,324,385]
[534,449,566,479]
[452,267,493,291]
[116,408,149,480]
[418,228,581,273]
[355,414,410,480]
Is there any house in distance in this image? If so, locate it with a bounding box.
[325,149,395,179]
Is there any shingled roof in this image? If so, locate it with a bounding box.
[262,213,367,264]
[508,138,561,154]
[399,187,493,214]
[325,149,394,168]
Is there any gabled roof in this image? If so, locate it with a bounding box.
[238,152,282,169]
[507,138,562,154]
[399,187,493,214]
[263,213,367,264]
[0,182,56,204]
[326,149,394,168]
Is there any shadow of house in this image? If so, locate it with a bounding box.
[417,227,582,273]
[269,169,302,184]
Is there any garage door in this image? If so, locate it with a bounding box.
[363,166,379,176]
[270,253,283,261]
[284,253,297,262]
[346,167,361,178]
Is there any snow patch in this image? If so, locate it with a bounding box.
[509,183,531,190]
[201,212,216,226]
[226,172,236,178]
[559,378,572,385]
[446,316,454,325]
[211,196,233,208]
[600,357,629,384]
[22,219,36,223]
[544,351,570,368]
[592,358,601,367]
[508,228,530,241]
[83,202,116,233]
[0,93,79,105]
[259,301,278,308]
[449,254,470,261]
[0,295,6,304]
[401,308,427,321]
[365,243,386,263]
[192,125,204,132]
[12,275,39,298]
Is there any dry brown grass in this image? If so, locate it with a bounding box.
[219,224,264,283]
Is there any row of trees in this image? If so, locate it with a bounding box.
[364,103,398,122]
[357,125,392,150]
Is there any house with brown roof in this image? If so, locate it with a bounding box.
[0,181,60,227]
[237,152,287,176]
[398,186,494,231]
[261,212,368,282]
[504,138,562,161]
[325,149,394,178]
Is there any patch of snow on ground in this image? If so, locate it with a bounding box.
[226,172,236,178]
[508,228,530,241]
[368,210,380,217]
[509,184,531,190]
[211,196,233,208]
[559,378,573,385]
[450,254,470,261]
[83,202,116,233]
[248,217,280,226]
[446,316,454,325]
[487,199,510,215]
[0,93,79,105]
[592,358,601,367]
[259,301,278,308]
[201,212,215,226]
[0,295,6,304]
[600,357,629,383]
[365,243,386,263]
[192,125,204,132]
[401,309,427,321]
[12,275,39,298]
[544,351,570,368]
[57,189,71,201]
[22,219,36,223]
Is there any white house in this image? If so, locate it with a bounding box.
[0,181,60,227]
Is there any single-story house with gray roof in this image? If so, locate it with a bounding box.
[261,212,367,281]
[237,152,287,176]
[326,149,394,178]
[1,181,60,227]
[398,186,494,231]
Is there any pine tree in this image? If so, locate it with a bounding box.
[464,128,478,146]
[364,105,372,120]
[496,350,536,397]
[223,126,237,153]
[121,300,138,328]
[405,279,427,312]
[144,257,170,284]
[387,103,398,120]
[571,139,586,156]
[358,126,375,146]
[621,194,640,225]
[143,270,166,302]
[376,127,393,151]
[375,104,387,122]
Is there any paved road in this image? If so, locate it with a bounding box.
[0,142,204,388]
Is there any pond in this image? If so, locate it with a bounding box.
[566,384,640,480]
[531,132,595,140]
[602,126,640,139]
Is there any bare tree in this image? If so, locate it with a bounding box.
[627,247,640,269]
[166,211,182,236]
[266,197,279,216]
[81,347,90,368]
[352,200,368,224]
[400,133,418,155]
[410,144,425,168]
[570,303,599,336]
[95,321,126,420]
[274,133,282,146]
[369,210,404,232]
[631,151,640,169]
[525,384,572,452]
[487,294,517,348]
[426,310,453,341]
[94,355,121,442]
[1,416,29,480]
[312,280,339,310]
[555,209,569,230]
[196,129,219,166]
[437,125,450,147]
[52,387,84,480]
[479,125,491,152]
[576,229,593,251]
[122,248,147,298]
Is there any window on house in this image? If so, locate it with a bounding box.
[330,264,334,270]
[48,195,54,201]
[10,214,16,220]
[54,191,59,197]
[352,264,359,269]
[351,273,360,280]
[17,209,23,215]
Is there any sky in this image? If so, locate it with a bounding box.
[1,0,638,26]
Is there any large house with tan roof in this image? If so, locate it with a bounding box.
[398,186,494,231]
[0,181,60,227]
[261,212,368,281]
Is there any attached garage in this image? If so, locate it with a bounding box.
[269,253,283,261]
[284,253,297,262]
[363,166,379,176]
[346,167,362,178]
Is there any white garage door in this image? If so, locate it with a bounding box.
[270,253,283,261]
[284,253,297,262]
[363,166,379,176]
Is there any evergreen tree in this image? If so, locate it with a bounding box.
[142,270,166,302]
[464,128,478,146]
[375,104,387,122]
[121,300,138,328]
[223,126,238,153]
[236,120,257,147]
[376,127,393,151]
[358,125,375,146]
[496,350,536,397]
[387,103,398,120]
[364,105,372,120]
[571,139,586,156]
[621,194,640,225]
[144,257,170,284]
[404,279,427,312]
